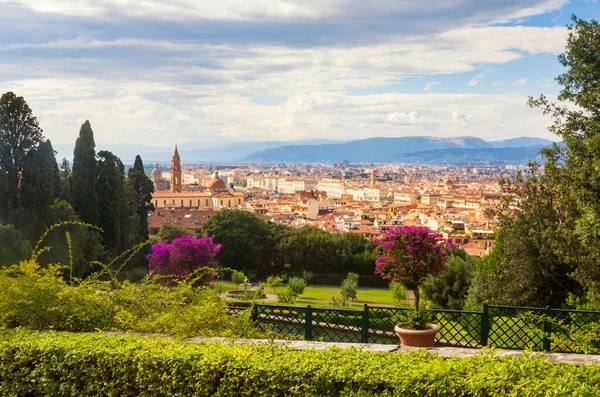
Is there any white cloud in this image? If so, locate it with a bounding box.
[424,81,439,91]
[467,79,478,87]
[512,78,528,85]
[491,81,501,87]
[2,0,567,22]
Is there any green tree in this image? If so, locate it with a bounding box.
[20,139,60,228]
[340,272,359,301]
[70,121,99,225]
[202,210,270,273]
[421,254,476,310]
[528,17,600,294]
[0,223,32,266]
[58,158,71,202]
[231,270,245,290]
[0,92,44,222]
[41,199,104,279]
[127,155,154,241]
[96,150,127,255]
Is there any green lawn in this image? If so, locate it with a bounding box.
[216,280,411,308]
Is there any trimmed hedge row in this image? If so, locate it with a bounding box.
[1,330,600,396]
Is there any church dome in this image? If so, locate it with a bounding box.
[151,163,162,181]
[207,171,227,190]
[208,177,227,189]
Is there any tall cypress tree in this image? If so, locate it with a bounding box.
[96,150,126,255]
[0,92,44,222]
[127,155,154,240]
[20,139,60,227]
[70,121,99,225]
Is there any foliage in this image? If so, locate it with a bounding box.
[202,210,272,273]
[301,270,314,283]
[127,155,155,241]
[147,234,220,286]
[329,295,348,307]
[277,290,297,304]
[3,330,600,396]
[0,92,44,221]
[390,282,407,306]
[276,277,307,303]
[41,199,104,279]
[421,255,476,310]
[19,139,60,233]
[155,222,196,242]
[266,275,283,293]
[340,272,359,301]
[0,223,32,266]
[96,150,130,255]
[374,226,449,310]
[70,120,99,225]
[524,17,600,298]
[0,228,264,339]
[231,270,246,290]
[402,309,434,331]
[287,277,307,296]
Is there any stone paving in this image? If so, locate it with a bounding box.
[105,332,600,365]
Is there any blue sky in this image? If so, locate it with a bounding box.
[0,0,599,146]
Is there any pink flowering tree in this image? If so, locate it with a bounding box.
[146,234,221,287]
[374,226,449,311]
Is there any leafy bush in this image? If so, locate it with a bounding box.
[402,309,434,330]
[330,296,348,307]
[341,272,359,301]
[231,270,246,290]
[266,275,283,293]
[287,277,307,296]
[277,290,297,304]
[0,259,266,339]
[2,330,600,396]
[390,282,407,306]
[147,234,220,286]
[421,255,475,310]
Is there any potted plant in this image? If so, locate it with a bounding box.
[374,226,449,347]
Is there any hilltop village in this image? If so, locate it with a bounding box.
[149,146,515,257]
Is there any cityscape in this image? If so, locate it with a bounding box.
[1,1,600,395]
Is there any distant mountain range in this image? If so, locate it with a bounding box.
[243,136,555,164]
[52,136,555,165]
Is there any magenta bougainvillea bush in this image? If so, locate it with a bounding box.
[374,226,449,310]
[147,234,221,286]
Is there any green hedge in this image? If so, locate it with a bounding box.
[1,330,600,396]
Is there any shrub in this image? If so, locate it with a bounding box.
[330,296,348,307]
[390,282,407,306]
[231,270,246,290]
[0,259,266,338]
[1,330,600,396]
[421,255,475,310]
[277,290,297,304]
[374,226,449,312]
[266,275,283,293]
[147,234,220,286]
[340,272,359,301]
[287,277,307,296]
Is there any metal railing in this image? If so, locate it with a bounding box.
[227,303,600,353]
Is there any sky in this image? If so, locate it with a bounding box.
[1,0,599,146]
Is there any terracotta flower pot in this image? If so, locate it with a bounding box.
[394,323,440,347]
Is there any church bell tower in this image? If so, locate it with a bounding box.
[170,144,182,193]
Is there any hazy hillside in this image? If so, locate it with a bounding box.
[243,136,492,163]
[379,146,547,165]
[488,137,553,148]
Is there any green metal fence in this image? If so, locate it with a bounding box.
[228,303,600,353]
